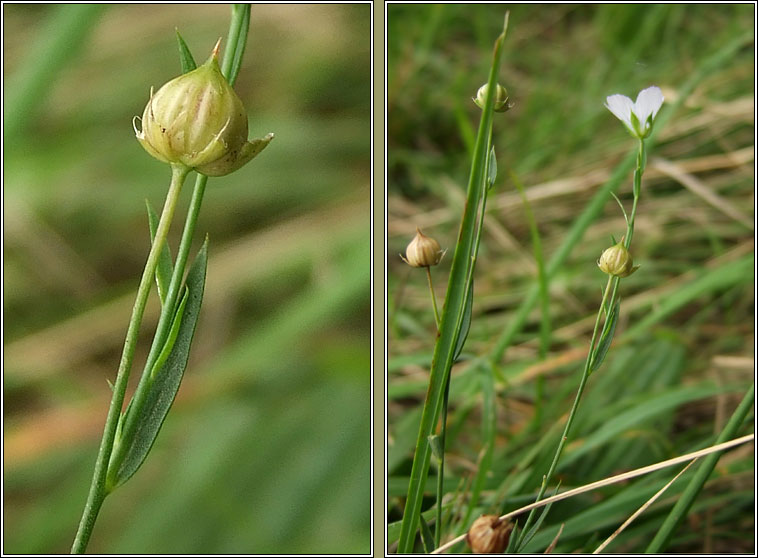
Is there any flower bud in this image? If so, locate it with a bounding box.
[466,515,513,554]
[134,40,273,176]
[474,83,513,112]
[598,241,639,277]
[401,228,443,268]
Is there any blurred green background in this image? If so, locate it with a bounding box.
[388,4,753,554]
[4,4,370,554]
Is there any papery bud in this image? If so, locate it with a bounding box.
[598,241,639,278]
[466,515,513,554]
[401,228,443,268]
[134,40,273,176]
[474,83,513,112]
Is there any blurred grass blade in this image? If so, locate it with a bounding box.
[510,169,550,358]
[175,29,198,73]
[4,4,104,141]
[396,13,509,552]
[624,255,752,340]
[590,299,620,374]
[460,364,496,528]
[110,239,209,488]
[645,383,755,552]
[221,4,251,86]
[146,200,174,307]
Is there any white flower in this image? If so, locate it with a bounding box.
[605,86,664,139]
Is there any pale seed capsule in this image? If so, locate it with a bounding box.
[134,39,273,176]
[401,228,443,268]
[466,514,513,554]
[473,83,513,112]
[598,241,639,278]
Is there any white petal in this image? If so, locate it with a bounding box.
[633,86,664,123]
[605,94,634,128]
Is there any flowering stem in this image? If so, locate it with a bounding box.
[516,274,614,547]
[516,138,647,549]
[71,164,189,554]
[105,169,207,486]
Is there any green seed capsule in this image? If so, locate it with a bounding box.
[597,241,639,278]
[134,40,273,176]
[473,83,513,112]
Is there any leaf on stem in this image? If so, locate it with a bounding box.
[515,483,561,552]
[110,239,209,488]
[175,29,197,73]
[146,200,175,307]
[486,145,497,189]
[590,299,620,374]
[453,280,474,362]
[610,192,629,227]
[419,514,435,553]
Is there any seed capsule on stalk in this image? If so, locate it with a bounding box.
[466,514,513,554]
[597,241,639,278]
[401,228,444,268]
[473,83,513,112]
[134,39,273,176]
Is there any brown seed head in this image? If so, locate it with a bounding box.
[466,514,513,554]
[402,228,443,268]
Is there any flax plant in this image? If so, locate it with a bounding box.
[395,13,512,553]
[512,86,665,551]
[71,5,273,553]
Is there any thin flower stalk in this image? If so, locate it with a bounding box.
[71,6,270,552]
[71,163,188,553]
[514,87,663,550]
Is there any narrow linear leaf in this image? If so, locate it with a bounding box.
[419,515,435,553]
[397,16,509,551]
[175,29,197,73]
[112,239,208,487]
[461,365,496,528]
[646,383,755,552]
[610,192,629,227]
[504,521,520,553]
[149,287,188,381]
[516,483,561,551]
[146,200,174,307]
[590,299,620,373]
[453,280,474,362]
[487,145,497,189]
[428,434,443,462]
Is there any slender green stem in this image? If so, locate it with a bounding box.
[517,138,647,548]
[434,376,451,547]
[105,171,207,486]
[517,275,614,545]
[426,267,441,329]
[71,164,189,554]
[396,16,509,550]
[424,263,444,545]
[105,4,248,486]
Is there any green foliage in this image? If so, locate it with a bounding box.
[110,240,208,489]
[388,4,753,554]
[4,3,370,554]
